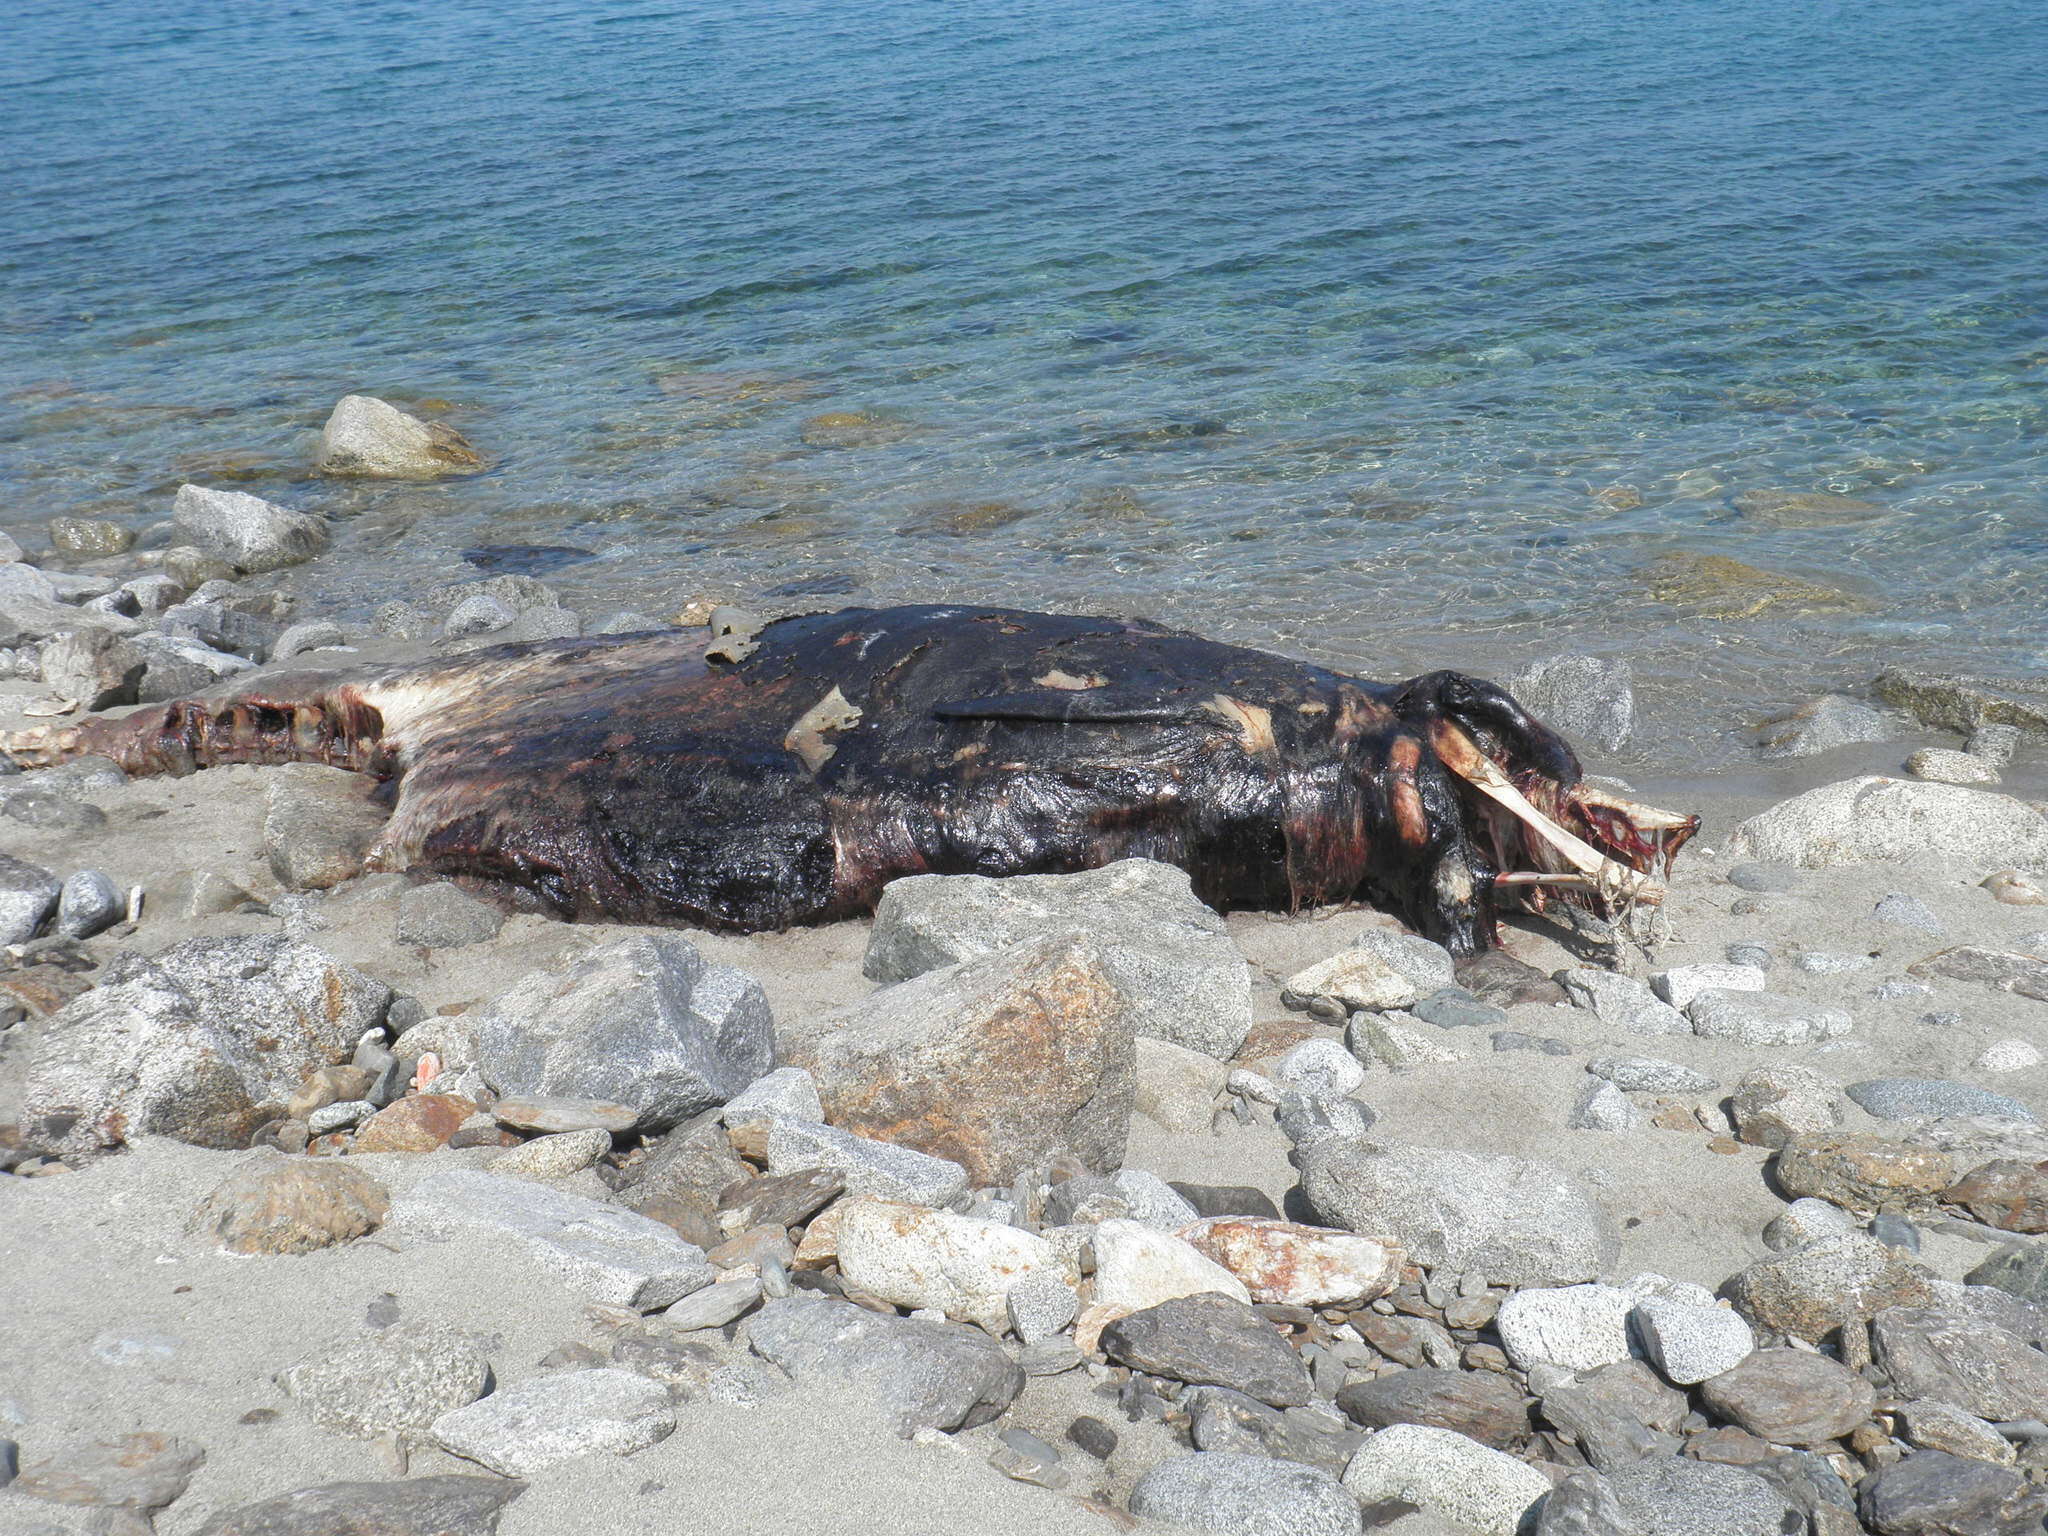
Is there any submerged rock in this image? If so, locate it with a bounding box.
[172,484,328,572]
[317,394,485,478]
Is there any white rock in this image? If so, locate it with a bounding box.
[765,1117,969,1208]
[1977,1038,2044,1075]
[1558,967,1689,1035]
[1226,1068,1280,1105]
[1276,1039,1367,1098]
[1342,1424,1551,1536]
[1134,1036,1228,1134]
[719,1065,823,1127]
[1631,1294,1756,1385]
[1283,931,1456,1013]
[1090,1217,1251,1317]
[1494,1284,1638,1372]
[1906,747,2000,786]
[392,1169,713,1312]
[664,1275,763,1331]
[1688,990,1851,1047]
[1762,1197,1860,1252]
[835,1197,1065,1334]
[1725,776,2048,871]
[1006,1268,1081,1343]
[431,1368,672,1474]
[171,484,327,573]
[1177,1217,1402,1306]
[1651,963,1766,1011]
[317,394,484,478]
[1567,1078,1644,1132]
[1351,1012,1466,1071]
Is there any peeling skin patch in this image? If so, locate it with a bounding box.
[784,686,863,774]
[1203,695,1276,756]
[1034,670,1107,691]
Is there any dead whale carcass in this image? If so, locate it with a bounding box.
[1,604,1696,952]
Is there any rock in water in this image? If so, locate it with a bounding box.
[190,1154,390,1255]
[1873,669,2048,738]
[859,859,1253,1058]
[21,935,392,1157]
[790,932,1134,1185]
[1511,654,1635,754]
[1725,777,2048,870]
[191,1476,524,1536]
[475,933,772,1133]
[1297,1137,1613,1287]
[171,484,328,573]
[316,395,485,478]
[745,1296,1023,1436]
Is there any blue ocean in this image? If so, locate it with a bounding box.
[4,0,2044,764]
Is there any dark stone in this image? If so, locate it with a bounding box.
[1581,1360,1691,1437]
[1066,1416,1117,1460]
[1602,1456,1803,1536]
[1356,1312,1454,1368]
[1535,1469,1633,1535]
[1698,1349,1877,1446]
[1457,949,1568,1007]
[1872,1307,2048,1422]
[1336,1367,1531,1449]
[1098,1291,1314,1408]
[1857,1449,2048,1536]
[1169,1182,1282,1220]
[191,1476,526,1536]
[1541,1381,1676,1471]
[1187,1386,1364,1475]
[1411,986,1509,1030]
[1965,1245,2048,1309]
[715,1168,844,1230]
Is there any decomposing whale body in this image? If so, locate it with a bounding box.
[2,605,1697,952]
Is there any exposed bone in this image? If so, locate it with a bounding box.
[784,686,863,775]
[1431,720,1667,906]
[1576,783,1697,832]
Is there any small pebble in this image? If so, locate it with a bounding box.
[1067,1415,1118,1460]
[1724,942,1773,971]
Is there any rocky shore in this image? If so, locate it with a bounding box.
[4,404,2048,1536]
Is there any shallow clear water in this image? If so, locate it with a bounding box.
[4,0,2044,766]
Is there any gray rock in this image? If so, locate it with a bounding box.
[431,1368,671,1475]
[1688,990,1851,1047]
[1791,949,1873,975]
[1857,1448,2048,1536]
[1896,1399,2016,1465]
[1730,1064,1845,1149]
[1275,1091,1376,1148]
[1496,1284,1637,1373]
[793,931,1136,1185]
[1494,1031,1575,1056]
[0,853,60,945]
[989,1426,1067,1490]
[395,883,505,949]
[1756,694,1898,759]
[1724,941,1773,970]
[1130,1451,1363,1536]
[1187,1390,1363,1476]
[1762,1198,1860,1252]
[1411,986,1509,1030]
[763,1117,968,1208]
[1341,1422,1551,1535]
[1726,1234,1935,1341]
[1872,1306,2048,1421]
[392,1169,713,1312]
[496,1095,642,1136]
[1874,892,1944,933]
[1589,1057,1719,1095]
[11,1431,206,1512]
[488,1127,610,1181]
[1569,1079,1645,1132]
[442,595,516,638]
[271,620,347,661]
[1276,1039,1366,1099]
[53,869,122,940]
[1287,931,1458,1014]
[663,1275,762,1331]
[1601,1457,1802,1536]
[718,1066,823,1128]
[188,1476,523,1536]
[1558,968,1689,1035]
[1512,654,1635,754]
[1535,1470,1634,1536]
[476,933,773,1133]
[1725,776,2048,871]
[745,1295,1023,1436]
[306,1099,373,1135]
[1298,1137,1613,1288]
[0,590,134,648]
[1847,1078,2033,1123]
[1099,1292,1314,1408]
[1135,1035,1230,1134]
[317,395,485,479]
[1336,1368,1530,1450]
[130,632,257,700]
[263,765,386,891]
[1631,1294,1756,1386]
[279,1324,489,1437]
[1727,864,1800,893]
[1042,1168,1199,1229]
[1652,963,1765,1011]
[21,935,390,1157]
[859,860,1252,1057]
[1697,1349,1875,1446]
[1006,1269,1079,1343]
[1908,747,2001,785]
[1537,1379,1674,1472]
[1968,723,2023,766]
[171,484,327,572]
[1966,1245,2048,1307]
[36,630,145,709]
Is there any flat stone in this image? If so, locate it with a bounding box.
[1774,1132,1956,1211]
[789,931,1134,1185]
[1342,1422,1551,1536]
[189,1476,522,1536]
[492,1095,641,1136]
[1874,892,1944,933]
[172,484,327,572]
[717,1066,823,1129]
[1298,1137,1613,1288]
[1909,946,2048,998]
[859,859,1253,1057]
[1848,1079,2033,1124]
[1631,1295,1756,1386]
[1688,990,1852,1047]
[487,1127,611,1181]
[37,630,145,709]
[1731,1065,1845,1150]
[1284,931,1457,1014]
[1134,1036,1229,1134]
[763,1117,968,1208]
[745,1295,1023,1436]
[476,933,773,1134]
[716,1168,843,1230]
[612,1119,749,1247]
[1410,986,1509,1031]
[1171,1183,1283,1221]
[393,1169,714,1312]
[1043,1168,1200,1230]
[1946,1161,2048,1233]
[663,1274,762,1331]
[280,1324,489,1438]
[351,1094,476,1154]
[1336,1367,1531,1450]
[1725,776,2048,870]
[1590,1056,1720,1095]
[318,395,484,478]
[1727,1234,1935,1341]
[1874,670,2048,739]
[1698,1349,1874,1445]
[1176,1216,1402,1307]
[1089,1217,1251,1318]
[431,1368,671,1475]
[1653,964,1766,1011]
[1857,1448,2048,1536]
[13,1432,205,1511]
[834,1197,1063,1333]
[1872,1306,2048,1421]
[1349,1013,1465,1071]
[190,1154,389,1256]
[1558,967,1688,1035]
[395,884,504,948]
[1131,1451,1363,1536]
[1601,1456,1803,1536]
[1897,1399,2015,1466]
[1099,1291,1314,1408]
[1496,1284,1638,1373]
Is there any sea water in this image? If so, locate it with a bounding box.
[3,0,2044,766]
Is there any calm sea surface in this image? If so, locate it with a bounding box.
[3,0,2044,765]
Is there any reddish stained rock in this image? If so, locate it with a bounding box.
[15,1432,207,1510]
[350,1093,477,1155]
[1178,1216,1403,1306]
[1945,1160,2048,1233]
[1774,1131,1956,1212]
[189,1153,389,1255]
